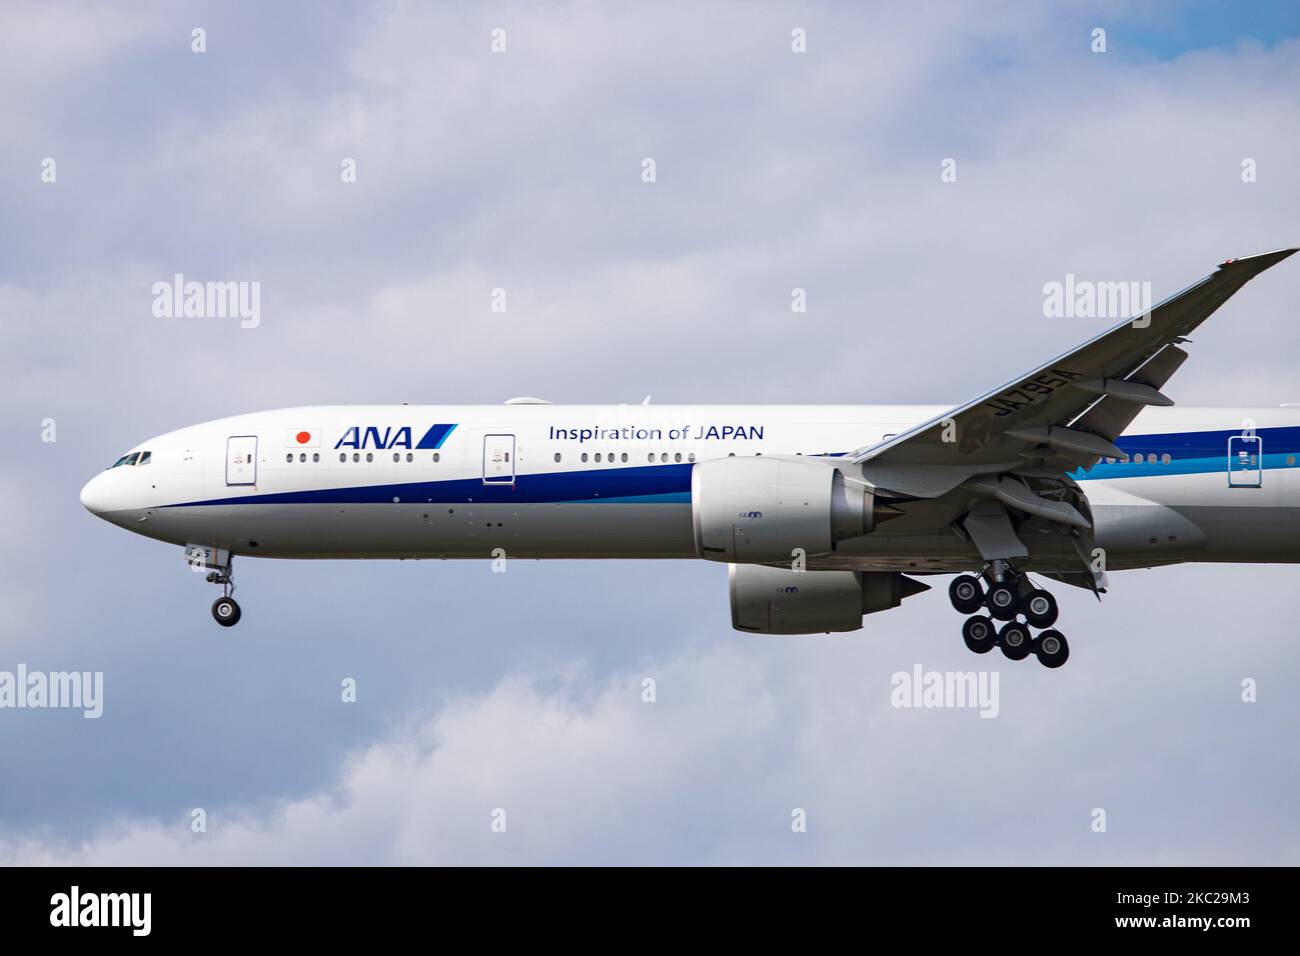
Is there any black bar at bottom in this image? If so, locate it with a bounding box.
[0,865,1285,941]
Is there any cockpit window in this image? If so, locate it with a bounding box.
[111,452,141,468]
[138,451,151,466]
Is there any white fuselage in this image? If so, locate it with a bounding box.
[80,404,1300,573]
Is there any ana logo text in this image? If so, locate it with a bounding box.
[335,424,457,451]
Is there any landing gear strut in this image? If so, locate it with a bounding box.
[949,562,1069,668]
[206,558,241,627]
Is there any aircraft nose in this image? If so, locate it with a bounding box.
[80,472,109,515]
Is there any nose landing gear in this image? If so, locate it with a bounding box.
[205,559,241,627]
[948,563,1068,668]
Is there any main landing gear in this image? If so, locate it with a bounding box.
[949,563,1068,668]
[206,558,241,627]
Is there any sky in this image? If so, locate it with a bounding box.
[1,0,1299,864]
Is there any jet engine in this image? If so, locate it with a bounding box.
[692,456,897,563]
[729,564,930,634]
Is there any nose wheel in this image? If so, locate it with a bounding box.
[212,595,242,627]
[204,555,243,628]
[949,565,1069,668]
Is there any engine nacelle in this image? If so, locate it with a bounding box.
[729,564,929,634]
[692,456,879,564]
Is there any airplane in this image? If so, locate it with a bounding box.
[80,249,1297,668]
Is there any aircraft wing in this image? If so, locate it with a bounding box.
[851,249,1297,503]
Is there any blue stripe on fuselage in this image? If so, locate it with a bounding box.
[165,463,694,507]
[1072,425,1297,480]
